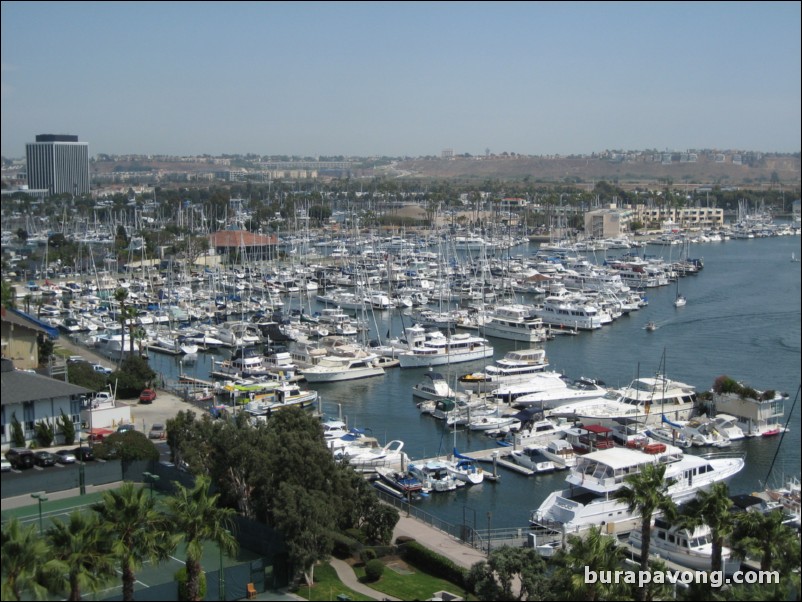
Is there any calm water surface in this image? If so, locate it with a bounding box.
[150,233,802,529]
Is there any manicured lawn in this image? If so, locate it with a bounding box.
[353,558,469,601]
[296,563,375,602]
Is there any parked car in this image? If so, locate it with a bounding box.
[116,423,136,433]
[72,446,95,461]
[92,364,113,375]
[148,423,166,439]
[5,448,35,470]
[33,451,57,467]
[139,388,157,404]
[1,458,11,472]
[55,449,77,464]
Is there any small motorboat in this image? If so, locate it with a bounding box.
[645,321,658,331]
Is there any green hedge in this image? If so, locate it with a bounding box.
[399,541,467,588]
[331,531,363,559]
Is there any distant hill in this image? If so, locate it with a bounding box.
[392,154,800,187]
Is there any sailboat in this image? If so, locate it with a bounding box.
[673,276,686,307]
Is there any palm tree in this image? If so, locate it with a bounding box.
[91,482,178,602]
[165,475,238,602]
[46,511,117,601]
[1,517,62,601]
[732,508,800,572]
[679,482,733,573]
[613,462,676,600]
[555,525,626,601]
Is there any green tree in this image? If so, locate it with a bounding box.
[731,508,800,573]
[34,420,54,448]
[553,526,627,601]
[58,409,76,446]
[679,482,733,573]
[165,476,238,602]
[10,412,25,448]
[613,462,676,600]
[92,430,160,462]
[2,280,17,308]
[110,356,156,398]
[272,482,334,587]
[1,517,62,601]
[46,511,117,601]
[91,482,178,602]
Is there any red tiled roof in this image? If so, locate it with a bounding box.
[209,230,277,247]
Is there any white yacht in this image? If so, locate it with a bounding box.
[628,518,740,574]
[397,330,494,369]
[411,371,464,402]
[245,383,319,416]
[481,304,549,343]
[538,439,578,469]
[457,348,549,393]
[510,446,556,473]
[534,295,603,331]
[547,375,698,427]
[407,460,460,492]
[301,352,385,383]
[333,439,408,470]
[214,347,271,378]
[530,445,745,534]
[491,371,577,404]
[498,418,569,449]
[509,375,609,409]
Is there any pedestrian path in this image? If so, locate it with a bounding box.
[329,557,400,601]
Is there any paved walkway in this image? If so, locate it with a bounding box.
[392,513,488,569]
[329,557,400,601]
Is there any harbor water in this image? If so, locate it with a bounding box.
[148,233,802,530]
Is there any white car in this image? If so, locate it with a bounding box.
[1,458,11,472]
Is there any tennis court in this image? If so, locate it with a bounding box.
[2,485,266,601]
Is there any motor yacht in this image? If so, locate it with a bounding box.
[547,375,698,427]
[480,304,549,343]
[458,348,549,393]
[397,330,494,368]
[301,352,385,383]
[510,446,557,473]
[628,517,740,574]
[530,445,744,534]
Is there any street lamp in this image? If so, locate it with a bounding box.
[219,529,229,601]
[142,472,160,501]
[31,492,48,534]
[486,511,492,557]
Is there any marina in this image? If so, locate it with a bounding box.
[12,227,802,532]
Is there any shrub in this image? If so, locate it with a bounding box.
[364,559,385,582]
[401,541,467,588]
[361,548,377,563]
[345,527,367,544]
[175,567,206,601]
[331,531,363,559]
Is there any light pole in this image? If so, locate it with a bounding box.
[142,472,160,501]
[31,492,48,534]
[486,511,492,557]
[218,531,228,601]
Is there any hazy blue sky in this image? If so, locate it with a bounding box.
[2,1,800,158]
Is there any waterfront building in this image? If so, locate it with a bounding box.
[25,134,90,196]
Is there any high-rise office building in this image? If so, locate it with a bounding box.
[25,134,90,196]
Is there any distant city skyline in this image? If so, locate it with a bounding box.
[2,2,800,158]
